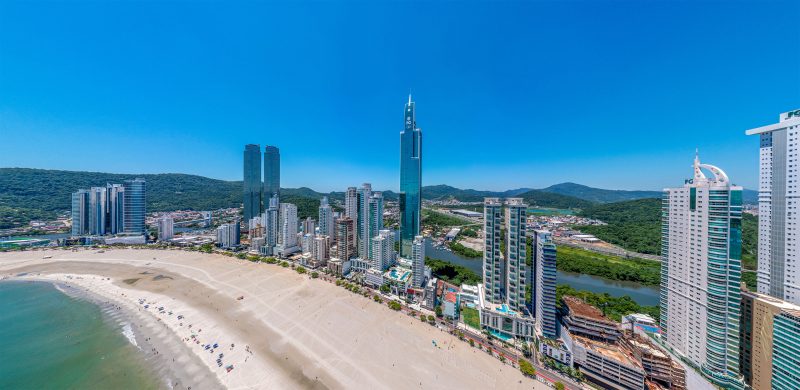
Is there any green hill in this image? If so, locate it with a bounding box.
[576,197,757,270]
[540,182,662,204]
[0,168,335,228]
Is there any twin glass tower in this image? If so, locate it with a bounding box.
[399,95,422,257]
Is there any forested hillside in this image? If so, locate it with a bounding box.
[576,197,757,270]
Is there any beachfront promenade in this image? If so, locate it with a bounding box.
[0,248,551,390]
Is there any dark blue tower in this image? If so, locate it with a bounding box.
[399,95,422,257]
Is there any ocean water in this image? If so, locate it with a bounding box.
[0,281,163,389]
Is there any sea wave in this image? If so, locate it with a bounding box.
[121,322,139,349]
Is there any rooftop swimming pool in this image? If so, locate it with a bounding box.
[488,329,514,342]
[494,304,517,316]
[388,269,410,281]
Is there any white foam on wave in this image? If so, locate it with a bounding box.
[122,322,139,349]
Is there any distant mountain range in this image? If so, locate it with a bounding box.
[0,168,757,229]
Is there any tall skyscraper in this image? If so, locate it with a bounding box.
[318,196,334,238]
[399,94,422,257]
[534,230,557,339]
[262,195,279,256]
[277,202,298,253]
[345,187,358,221]
[243,144,262,222]
[356,183,372,258]
[483,198,504,304]
[71,189,90,236]
[367,192,384,261]
[335,217,355,261]
[106,183,125,234]
[746,108,800,304]
[478,197,536,340]
[88,186,107,235]
[659,155,743,387]
[264,145,280,202]
[411,235,425,288]
[505,198,528,313]
[123,178,146,234]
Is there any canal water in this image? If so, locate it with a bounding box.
[424,238,660,306]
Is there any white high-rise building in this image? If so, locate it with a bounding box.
[370,229,395,271]
[262,196,279,256]
[345,187,358,220]
[367,192,384,260]
[157,216,174,241]
[302,217,316,236]
[659,155,743,388]
[505,198,528,313]
[746,108,800,304]
[318,196,334,238]
[216,222,240,249]
[411,235,425,288]
[482,198,504,304]
[356,183,372,258]
[275,202,299,256]
[312,235,330,264]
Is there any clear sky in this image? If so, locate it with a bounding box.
[1,1,798,192]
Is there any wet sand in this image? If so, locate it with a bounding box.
[0,248,546,389]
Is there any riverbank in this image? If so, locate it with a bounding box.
[0,248,541,390]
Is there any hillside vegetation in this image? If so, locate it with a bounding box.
[0,168,331,227]
[576,197,757,270]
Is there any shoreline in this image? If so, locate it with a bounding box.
[0,248,545,390]
[4,275,224,390]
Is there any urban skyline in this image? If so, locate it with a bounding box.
[2,2,798,191]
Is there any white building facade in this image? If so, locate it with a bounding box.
[411,235,425,288]
[746,108,800,304]
[659,155,743,388]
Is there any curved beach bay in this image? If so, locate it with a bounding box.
[0,249,545,390]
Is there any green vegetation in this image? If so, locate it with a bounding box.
[577,198,662,255]
[577,198,758,271]
[741,213,757,270]
[435,305,443,317]
[743,271,757,290]
[519,359,537,377]
[310,271,319,278]
[425,257,482,285]
[296,266,307,274]
[388,301,402,311]
[0,168,338,228]
[380,284,390,293]
[461,306,480,329]
[458,227,478,238]
[373,294,382,303]
[556,285,660,322]
[449,241,481,258]
[557,246,661,286]
[422,209,470,228]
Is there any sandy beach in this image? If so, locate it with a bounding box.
[0,249,547,390]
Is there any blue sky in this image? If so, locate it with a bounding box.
[1,1,798,192]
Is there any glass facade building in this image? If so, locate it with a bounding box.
[771,311,800,389]
[264,145,280,202]
[399,95,422,257]
[123,178,146,234]
[534,230,558,339]
[243,144,262,222]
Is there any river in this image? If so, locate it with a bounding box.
[424,238,660,306]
